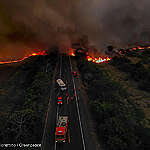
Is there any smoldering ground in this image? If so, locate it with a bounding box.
[0,0,150,59]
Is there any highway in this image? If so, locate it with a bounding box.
[41,54,97,150]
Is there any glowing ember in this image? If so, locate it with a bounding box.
[31,53,37,56]
[0,50,47,64]
[87,55,111,64]
[137,46,144,50]
[132,48,137,50]
[118,45,150,55]
[69,48,75,56]
[131,45,150,51]
[70,52,75,56]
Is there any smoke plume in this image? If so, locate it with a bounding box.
[0,0,150,59]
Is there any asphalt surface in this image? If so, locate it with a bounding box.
[41,55,97,150]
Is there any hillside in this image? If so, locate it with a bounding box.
[0,51,58,145]
[76,48,150,150]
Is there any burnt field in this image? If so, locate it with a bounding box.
[75,48,150,150]
[0,51,57,145]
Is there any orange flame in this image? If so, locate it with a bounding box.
[137,46,145,50]
[118,45,150,55]
[69,48,75,56]
[87,55,111,64]
[70,52,75,56]
[69,44,150,64]
[131,45,150,51]
[0,50,47,64]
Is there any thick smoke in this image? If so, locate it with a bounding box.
[0,0,150,59]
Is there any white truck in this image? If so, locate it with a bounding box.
[56,79,67,91]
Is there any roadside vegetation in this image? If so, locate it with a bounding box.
[0,49,58,145]
[76,49,150,150]
[111,49,150,92]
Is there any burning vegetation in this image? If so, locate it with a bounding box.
[69,43,150,64]
[75,46,150,150]
[1,43,150,65]
[0,50,47,64]
[86,55,111,63]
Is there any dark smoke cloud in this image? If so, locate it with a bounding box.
[0,0,150,59]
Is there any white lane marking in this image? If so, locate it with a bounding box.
[59,55,62,78]
[54,106,59,150]
[41,101,51,150]
[46,61,48,73]
[69,56,86,150]
[56,106,59,122]
[54,141,56,150]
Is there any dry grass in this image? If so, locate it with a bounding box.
[100,62,150,125]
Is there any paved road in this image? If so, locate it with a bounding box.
[41,55,97,150]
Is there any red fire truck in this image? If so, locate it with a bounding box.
[57,96,63,104]
[55,116,69,143]
[72,71,77,77]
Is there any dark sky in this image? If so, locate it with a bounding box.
[0,0,150,59]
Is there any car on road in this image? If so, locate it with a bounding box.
[57,96,63,104]
[73,71,77,77]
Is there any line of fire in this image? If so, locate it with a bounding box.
[1,39,150,65]
[69,43,150,63]
[0,50,47,64]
